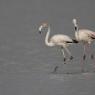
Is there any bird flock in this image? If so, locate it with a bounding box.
[38,18,95,72]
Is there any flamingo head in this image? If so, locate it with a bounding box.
[38,22,48,34]
[72,18,77,25]
[72,18,78,31]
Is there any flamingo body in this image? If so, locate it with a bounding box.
[38,22,78,65]
[75,29,95,44]
[50,34,74,46]
[38,22,78,72]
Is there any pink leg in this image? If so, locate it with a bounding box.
[85,44,95,61]
[82,44,95,72]
[82,44,92,60]
[87,44,94,60]
[81,44,88,72]
[85,44,95,71]
[87,44,95,70]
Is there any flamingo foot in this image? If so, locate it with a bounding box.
[53,66,59,73]
[83,54,86,60]
[64,57,66,61]
[91,54,94,60]
[63,58,67,64]
[70,56,74,60]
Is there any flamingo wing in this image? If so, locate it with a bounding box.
[89,32,95,39]
[50,34,73,43]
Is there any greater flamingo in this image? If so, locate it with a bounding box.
[72,18,95,71]
[38,22,78,72]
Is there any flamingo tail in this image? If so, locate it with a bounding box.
[90,32,95,39]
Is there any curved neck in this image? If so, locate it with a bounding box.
[45,26,54,47]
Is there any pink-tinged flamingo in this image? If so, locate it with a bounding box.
[38,22,78,72]
[72,18,95,71]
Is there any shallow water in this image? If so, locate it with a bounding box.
[0,0,95,95]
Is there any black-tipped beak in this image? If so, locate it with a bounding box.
[38,25,43,34]
[74,26,77,31]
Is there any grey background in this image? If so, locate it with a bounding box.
[0,0,95,95]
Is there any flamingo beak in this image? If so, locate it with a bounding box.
[39,30,42,34]
[74,26,77,30]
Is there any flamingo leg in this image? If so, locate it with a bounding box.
[83,44,95,72]
[52,47,66,73]
[91,54,94,59]
[87,44,94,60]
[61,47,67,64]
[83,45,86,60]
[84,44,94,59]
[63,47,73,61]
[53,66,59,73]
[86,44,95,71]
[81,44,89,72]
[87,44,95,70]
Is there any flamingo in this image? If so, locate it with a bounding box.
[72,18,95,71]
[38,22,78,72]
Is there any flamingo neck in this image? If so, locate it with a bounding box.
[74,24,79,32]
[45,26,54,47]
[74,24,80,41]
